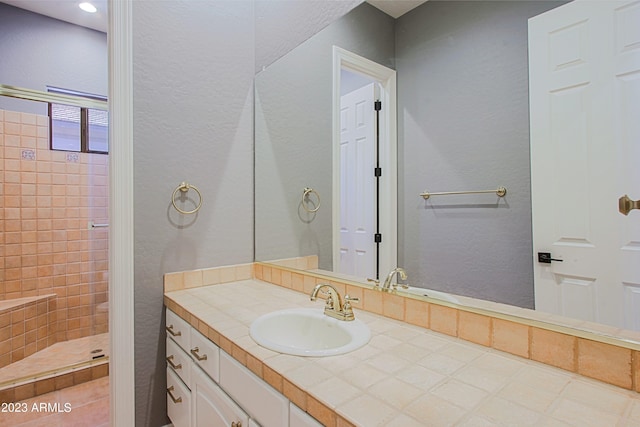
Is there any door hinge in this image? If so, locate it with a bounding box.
[374,167,382,177]
[374,100,382,111]
[374,233,382,243]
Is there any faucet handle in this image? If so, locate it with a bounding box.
[366,278,380,288]
[342,295,359,319]
[344,295,360,303]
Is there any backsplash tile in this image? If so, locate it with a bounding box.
[530,328,576,372]
[458,311,491,347]
[429,304,458,337]
[577,338,632,389]
[635,351,640,393]
[492,318,529,358]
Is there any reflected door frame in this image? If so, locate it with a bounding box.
[332,46,397,279]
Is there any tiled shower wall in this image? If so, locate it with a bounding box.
[0,108,108,345]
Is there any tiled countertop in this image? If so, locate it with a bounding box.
[165,279,640,426]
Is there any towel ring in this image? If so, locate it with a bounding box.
[172,182,202,215]
[302,187,320,213]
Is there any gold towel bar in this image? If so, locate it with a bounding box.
[420,186,507,200]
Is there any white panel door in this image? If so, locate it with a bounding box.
[338,83,377,278]
[529,0,640,329]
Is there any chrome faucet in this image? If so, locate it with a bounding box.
[382,267,408,291]
[310,283,359,321]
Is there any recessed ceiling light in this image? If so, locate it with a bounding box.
[79,2,97,13]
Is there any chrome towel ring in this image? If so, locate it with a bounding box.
[302,187,321,213]
[172,182,203,214]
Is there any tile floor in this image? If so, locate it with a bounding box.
[0,376,109,426]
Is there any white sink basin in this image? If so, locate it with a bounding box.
[249,308,370,357]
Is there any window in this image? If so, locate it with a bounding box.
[48,87,108,154]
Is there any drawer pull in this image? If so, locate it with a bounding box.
[167,386,182,404]
[166,324,182,337]
[190,346,208,361]
[166,355,182,370]
[231,422,242,427]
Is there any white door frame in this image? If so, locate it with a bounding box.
[108,0,135,425]
[332,46,397,279]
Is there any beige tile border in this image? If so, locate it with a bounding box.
[163,263,254,292]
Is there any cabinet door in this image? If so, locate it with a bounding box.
[289,404,323,427]
[167,368,191,427]
[192,365,249,427]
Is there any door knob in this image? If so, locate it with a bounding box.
[538,252,563,264]
[619,195,640,216]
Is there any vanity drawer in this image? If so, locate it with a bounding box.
[167,367,191,427]
[166,336,191,388]
[166,308,191,352]
[190,328,220,383]
[220,351,288,427]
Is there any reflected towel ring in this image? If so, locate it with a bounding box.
[172,182,203,214]
[302,187,320,213]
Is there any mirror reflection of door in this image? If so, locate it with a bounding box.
[339,76,378,278]
[530,0,640,330]
[333,46,397,283]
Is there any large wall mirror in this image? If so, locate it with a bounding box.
[254,0,640,341]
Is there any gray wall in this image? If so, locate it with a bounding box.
[254,0,361,72]
[0,3,107,114]
[131,1,362,425]
[254,3,395,270]
[397,1,563,308]
[131,2,256,425]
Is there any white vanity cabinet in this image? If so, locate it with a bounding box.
[166,307,320,427]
